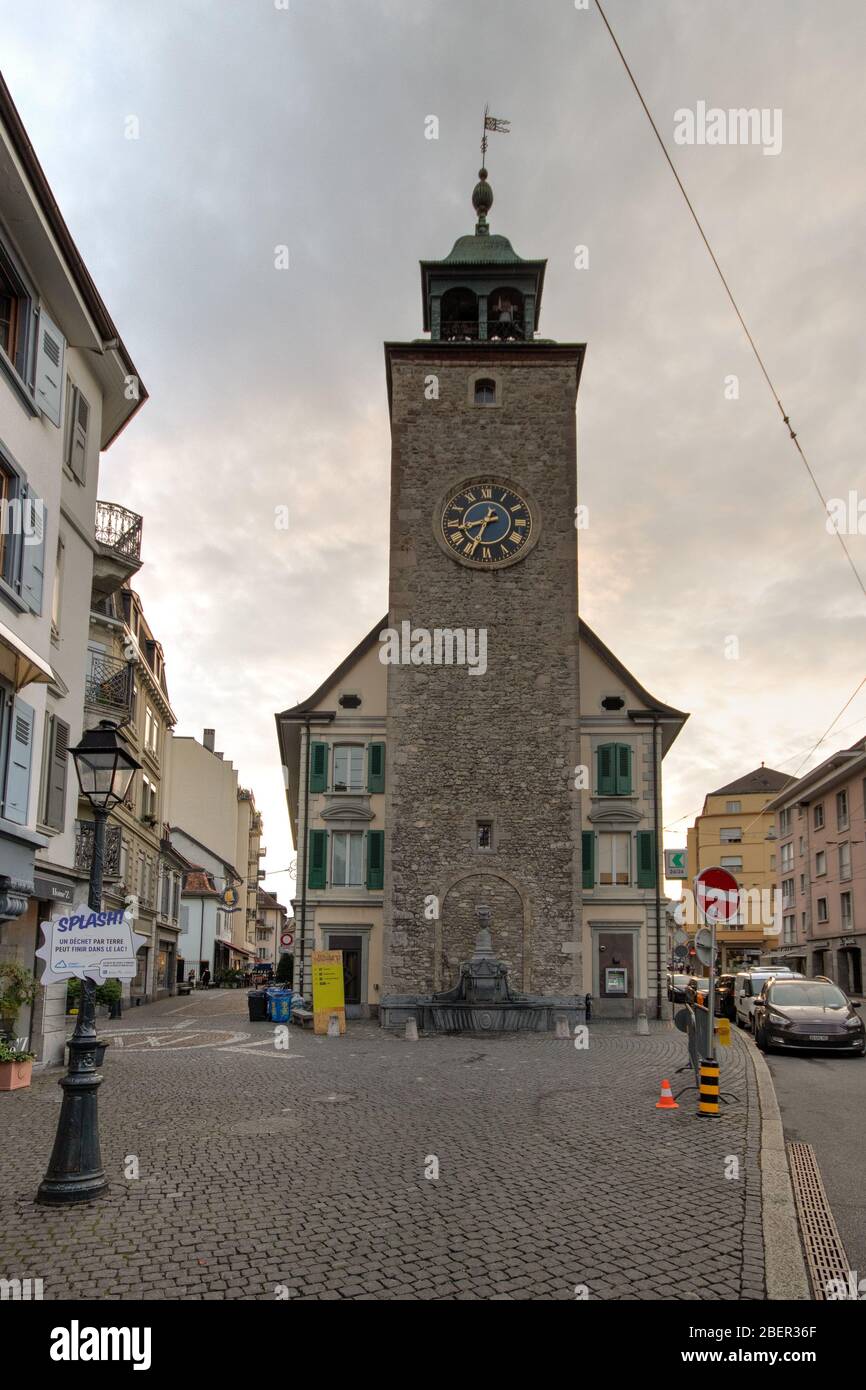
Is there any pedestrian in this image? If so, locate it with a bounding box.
[201,967,211,990]
[188,969,196,989]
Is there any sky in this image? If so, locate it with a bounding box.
[2,0,865,902]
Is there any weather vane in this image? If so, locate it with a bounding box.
[481,104,510,162]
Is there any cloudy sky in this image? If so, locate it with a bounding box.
[3,0,865,897]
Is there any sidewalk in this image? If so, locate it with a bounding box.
[1,992,768,1300]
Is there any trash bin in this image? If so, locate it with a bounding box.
[247,989,268,1023]
[270,995,292,1023]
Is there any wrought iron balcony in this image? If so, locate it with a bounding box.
[95,501,143,561]
[85,652,133,717]
[440,318,525,343]
[74,820,123,879]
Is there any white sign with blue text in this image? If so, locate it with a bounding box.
[36,904,149,984]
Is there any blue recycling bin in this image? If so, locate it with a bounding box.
[266,988,292,1022]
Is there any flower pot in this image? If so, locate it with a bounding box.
[0,1059,33,1091]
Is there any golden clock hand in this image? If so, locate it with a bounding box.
[464,508,499,553]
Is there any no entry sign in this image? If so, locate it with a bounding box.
[694,866,740,923]
[280,933,294,947]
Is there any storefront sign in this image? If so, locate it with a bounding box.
[36,903,149,984]
[33,876,75,904]
[311,949,346,1034]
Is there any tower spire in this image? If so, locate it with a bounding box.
[475,107,510,236]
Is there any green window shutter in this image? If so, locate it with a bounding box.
[637,830,657,888]
[366,829,384,891]
[615,743,632,795]
[367,742,385,794]
[309,741,328,792]
[582,831,595,889]
[597,744,615,796]
[308,829,327,889]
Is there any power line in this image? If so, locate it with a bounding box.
[592,0,866,604]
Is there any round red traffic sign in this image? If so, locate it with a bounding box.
[694,866,740,923]
[280,933,294,947]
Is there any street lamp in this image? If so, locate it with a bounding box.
[36,722,140,1206]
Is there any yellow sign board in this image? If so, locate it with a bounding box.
[311,950,346,1035]
[715,1017,731,1047]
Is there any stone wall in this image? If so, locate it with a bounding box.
[382,345,584,998]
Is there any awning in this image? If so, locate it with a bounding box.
[229,943,255,959]
[0,618,54,689]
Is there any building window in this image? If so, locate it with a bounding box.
[476,820,493,850]
[333,745,364,792]
[782,914,795,945]
[331,831,364,887]
[778,808,792,835]
[782,878,795,909]
[780,842,794,871]
[841,892,853,929]
[144,706,159,757]
[64,381,90,484]
[598,832,630,885]
[0,245,33,378]
[839,842,852,881]
[597,743,632,796]
[836,789,849,831]
[720,827,742,843]
[474,377,497,405]
[815,850,826,877]
[726,800,742,814]
[799,836,805,856]
[720,855,743,872]
[814,803,825,830]
[141,774,158,822]
[799,874,805,894]
[817,897,828,924]
[51,536,64,638]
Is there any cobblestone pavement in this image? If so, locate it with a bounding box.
[0,992,765,1300]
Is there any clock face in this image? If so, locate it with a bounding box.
[439,480,535,568]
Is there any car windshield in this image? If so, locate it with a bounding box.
[674,975,689,985]
[767,982,847,1008]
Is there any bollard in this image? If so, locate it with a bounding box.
[327,1013,341,1038]
[405,1018,419,1042]
[636,1013,649,1036]
[554,1014,570,1040]
[698,1057,720,1116]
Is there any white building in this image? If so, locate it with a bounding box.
[0,74,146,1060]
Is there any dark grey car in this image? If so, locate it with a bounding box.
[753,979,866,1055]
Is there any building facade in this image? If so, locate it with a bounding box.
[766,740,866,995]
[255,887,286,966]
[685,766,789,970]
[0,74,146,1059]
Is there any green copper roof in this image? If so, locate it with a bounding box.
[439,231,528,265]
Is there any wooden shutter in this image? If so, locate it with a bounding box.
[20,488,45,614]
[582,830,595,889]
[637,831,657,888]
[309,741,328,792]
[615,743,632,795]
[367,742,385,793]
[3,696,35,825]
[34,309,65,426]
[366,830,384,890]
[308,829,327,889]
[597,744,615,795]
[44,714,69,831]
[67,387,89,482]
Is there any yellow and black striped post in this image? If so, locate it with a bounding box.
[698,1058,720,1116]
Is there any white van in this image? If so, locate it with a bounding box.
[734,967,802,1030]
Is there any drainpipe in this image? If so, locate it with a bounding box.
[629,709,665,1019]
[298,721,312,1001]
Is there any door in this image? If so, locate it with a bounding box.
[328,934,362,1011]
[597,932,635,1017]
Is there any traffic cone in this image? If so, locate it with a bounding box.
[655,1078,679,1110]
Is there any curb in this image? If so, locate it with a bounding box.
[736,1029,811,1301]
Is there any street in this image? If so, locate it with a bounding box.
[764,1047,866,1278]
[0,991,765,1301]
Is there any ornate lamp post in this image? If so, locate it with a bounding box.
[36,722,140,1206]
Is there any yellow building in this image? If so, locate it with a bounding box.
[686,766,790,970]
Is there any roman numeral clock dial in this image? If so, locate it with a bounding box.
[436,479,539,570]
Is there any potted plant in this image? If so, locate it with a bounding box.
[0,1040,36,1091]
[0,961,38,1042]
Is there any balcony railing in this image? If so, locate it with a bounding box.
[440,318,525,342]
[85,652,133,716]
[95,501,143,564]
[74,820,122,878]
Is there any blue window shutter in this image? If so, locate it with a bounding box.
[366,830,384,890]
[367,743,385,794]
[3,696,35,825]
[309,742,328,793]
[597,744,615,795]
[34,309,65,427]
[615,744,632,795]
[582,831,595,889]
[637,831,657,888]
[308,829,327,889]
[20,489,45,614]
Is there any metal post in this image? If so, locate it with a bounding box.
[36,810,109,1206]
[706,911,717,1062]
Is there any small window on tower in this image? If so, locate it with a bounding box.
[474,378,496,406]
[476,820,493,850]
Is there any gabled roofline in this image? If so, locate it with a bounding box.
[0,69,148,447]
[765,739,866,812]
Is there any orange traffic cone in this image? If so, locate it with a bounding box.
[655,1078,679,1110]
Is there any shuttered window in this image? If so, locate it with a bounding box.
[308,828,327,889]
[367,829,384,890]
[34,309,65,426]
[636,830,657,888]
[582,830,595,889]
[65,382,90,482]
[42,712,70,831]
[367,742,385,793]
[597,743,632,795]
[309,741,328,792]
[2,694,35,825]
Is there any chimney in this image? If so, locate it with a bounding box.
[203,729,215,753]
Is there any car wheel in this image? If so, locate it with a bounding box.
[736,1013,746,1029]
[755,1023,766,1051]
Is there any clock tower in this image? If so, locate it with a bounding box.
[381,165,586,1009]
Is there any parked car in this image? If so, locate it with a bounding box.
[734,967,801,1031]
[716,974,737,1021]
[753,978,866,1055]
[667,971,690,1003]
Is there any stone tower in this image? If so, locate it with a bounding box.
[381,166,586,1005]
